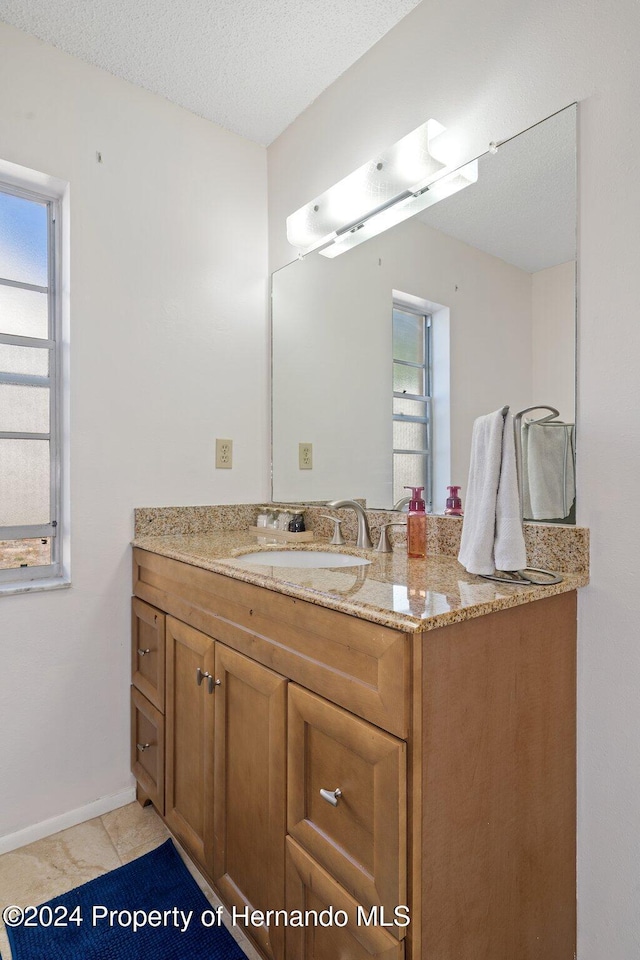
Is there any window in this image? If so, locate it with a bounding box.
[0,181,63,586]
[392,301,432,509]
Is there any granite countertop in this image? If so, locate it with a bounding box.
[132,529,588,633]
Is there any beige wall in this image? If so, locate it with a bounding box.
[0,21,268,846]
[268,1,640,956]
[532,260,576,422]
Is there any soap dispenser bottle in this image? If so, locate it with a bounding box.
[445,485,463,516]
[404,485,427,559]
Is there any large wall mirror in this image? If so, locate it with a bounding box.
[272,104,576,520]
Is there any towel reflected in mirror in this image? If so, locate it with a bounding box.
[522,421,575,522]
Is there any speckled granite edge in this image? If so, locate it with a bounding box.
[216,567,587,633]
[134,502,589,575]
[132,532,587,634]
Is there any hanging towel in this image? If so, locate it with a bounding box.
[522,422,575,520]
[458,408,527,575]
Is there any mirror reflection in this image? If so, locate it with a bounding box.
[272,105,576,521]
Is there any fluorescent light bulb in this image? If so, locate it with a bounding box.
[319,160,478,258]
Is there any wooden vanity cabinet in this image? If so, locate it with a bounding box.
[132,547,576,960]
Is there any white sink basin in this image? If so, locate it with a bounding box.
[239,550,371,569]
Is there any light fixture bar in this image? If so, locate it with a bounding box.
[286,118,449,254]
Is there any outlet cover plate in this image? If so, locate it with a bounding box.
[216,438,233,469]
[299,442,313,470]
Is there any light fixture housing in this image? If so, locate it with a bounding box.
[286,119,477,258]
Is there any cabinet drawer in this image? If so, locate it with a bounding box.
[286,838,404,960]
[288,685,406,934]
[131,687,164,814]
[131,597,165,711]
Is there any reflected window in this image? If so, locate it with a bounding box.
[392,302,432,508]
[0,183,62,584]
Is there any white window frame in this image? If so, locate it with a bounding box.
[392,299,433,511]
[0,166,69,593]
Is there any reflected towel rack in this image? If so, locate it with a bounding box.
[474,405,564,586]
[513,405,559,518]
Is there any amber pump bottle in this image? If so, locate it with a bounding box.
[404,485,427,559]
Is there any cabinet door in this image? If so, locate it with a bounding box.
[131,597,165,710]
[165,616,215,870]
[213,644,287,960]
[286,838,404,960]
[288,684,406,934]
[131,686,164,813]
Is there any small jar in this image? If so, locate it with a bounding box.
[277,511,292,531]
[288,513,305,533]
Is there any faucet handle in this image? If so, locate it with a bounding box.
[376,521,407,553]
[320,515,346,546]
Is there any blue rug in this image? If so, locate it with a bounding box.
[4,839,247,959]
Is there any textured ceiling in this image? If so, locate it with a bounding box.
[0,0,422,145]
[419,106,576,274]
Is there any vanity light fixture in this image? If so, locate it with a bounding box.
[286,119,478,259]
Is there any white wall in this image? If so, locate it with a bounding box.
[268,1,640,956]
[532,260,576,422]
[272,215,532,510]
[0,22,269,843]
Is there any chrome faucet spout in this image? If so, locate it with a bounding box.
[325,500,373,549]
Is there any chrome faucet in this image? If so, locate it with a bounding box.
[393,496,411,511]
[325,500,373,549]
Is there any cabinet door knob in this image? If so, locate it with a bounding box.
[137,647,151,657]
[320,787,343,807]
[136,742,152,752]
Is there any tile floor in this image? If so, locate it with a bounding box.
[0,802,260,959]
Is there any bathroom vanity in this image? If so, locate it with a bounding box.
[130,515,586,960]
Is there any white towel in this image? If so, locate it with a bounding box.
[458,408,527,575]
[522,422,575,520]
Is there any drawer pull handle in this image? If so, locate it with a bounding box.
[196,669,220,694]
[137,648,151,657]
[320,787,342,807]
[136,742,152,752]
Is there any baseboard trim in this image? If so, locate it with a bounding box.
[0,786,137,855]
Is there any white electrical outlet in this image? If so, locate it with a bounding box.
[299,442,313,470]
[216,438,233,469]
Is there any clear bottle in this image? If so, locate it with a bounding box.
[404,485,427,559]
[256,512,269,544]
[276,511,292,531]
